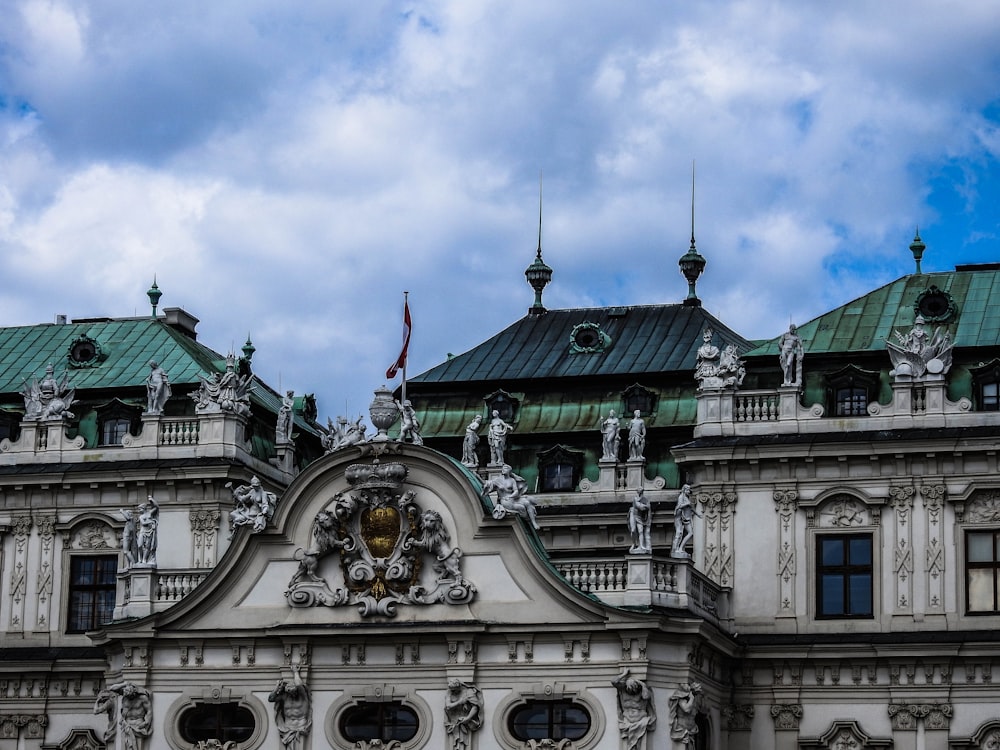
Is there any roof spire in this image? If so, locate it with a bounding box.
[525,172,552,316]
[147,276,162,317]
[242,333,256,362]
[909,228,925,275]
[678,161,706,306]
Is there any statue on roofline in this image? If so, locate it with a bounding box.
[191,353,252,416]
[886,315,954,378]
[694,328,745,389]
[21,363,75,420]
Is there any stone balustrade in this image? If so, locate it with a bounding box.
[554,554,730,629]
[696,376,977,438]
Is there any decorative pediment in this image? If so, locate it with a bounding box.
[483,390,520,423]
[800,720,891,749]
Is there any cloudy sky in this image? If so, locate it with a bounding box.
[1,1,998,421]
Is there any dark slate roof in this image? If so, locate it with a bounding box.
[412,304,751,385]
[746,267,1000,358]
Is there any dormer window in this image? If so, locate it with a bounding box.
[96,400,141,447]
[67,334,105,368]
[537,445,585,493]
[484,390,519,423]
[825,366,878,418]
[970,360,1000,412]
[623,383,656,416]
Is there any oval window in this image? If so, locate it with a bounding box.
[179,703,255,744]
[339,701,419,744]
[508,700,591,741]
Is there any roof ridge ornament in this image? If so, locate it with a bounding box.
[678,161,706,306]
[909,229,926,275]
[525,172,552,316]
[147,277,162,317]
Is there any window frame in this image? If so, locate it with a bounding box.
[824,366,878,419]
[494,683,604,750]
[327,686,430,750]
[815,533,874,619]
[178,702,257,745]
[536,445,585,494]
[966,528,1000,614]
[66,554,118,633]
[507,699,591,743]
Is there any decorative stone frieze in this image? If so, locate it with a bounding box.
[965,490,1000,523]
[888,703,952,731]
[0,714,47,740]
[189,509,220,568]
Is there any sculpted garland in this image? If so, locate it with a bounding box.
[286,461,476,617]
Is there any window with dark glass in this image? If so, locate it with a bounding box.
[966,530,1000,613]
[816,534,873,618]
[981,381,1000,412]
[101,417,132,446]
[543,463,575,492]
[340,702,418,744]
[179,703,255,744]
[508,700,591,742]
[485,393,517,423]
[67,555,117,633]
[835,387,868,417]
[826,367,877,418]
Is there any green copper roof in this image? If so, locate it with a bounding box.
[747,267,1000,357]
[412,304,751,385]
[0,317,228,395]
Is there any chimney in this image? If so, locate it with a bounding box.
[162,307,199,340]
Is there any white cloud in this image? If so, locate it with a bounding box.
[0,0,998,418]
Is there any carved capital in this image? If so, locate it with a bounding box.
[888,485,914,510]
[189,509,221,532]
[773,489,799,512]
[888,703,926,730]
[770,704,802,730]
[723,704,754,731]
[924,703,952,730]
[34,514,56,537]
[11,515,32,537]
[919,483,946,507]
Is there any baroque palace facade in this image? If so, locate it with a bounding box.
[1,236,1000,750]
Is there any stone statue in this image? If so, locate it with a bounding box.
[483,464,539,529]
[628,488,652,554]
[135,496,159,566]
[601,409,621,461]
[227,476,278,538]
[108,682,152,750]
[886,315,954,378]
[694,328,745,389]
[487,410,513,466]
[444,678,484,750]
[120,508,137,568]
[628,410,646,460]
[461,414,483,468]
[268,664,311,750]
[613,668,655,750]
[668,682,703,749]
[93,689,117,743]
[21,363,75,420]
[396,399,424,444]
[322,415,367,452]
[191,353,252,416]
[276,390,294,444]
[144,360,171,414]
[778,323,804,386]
[671,485,700,559]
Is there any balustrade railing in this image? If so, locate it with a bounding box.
[155,570,208,602]
[160,418,200,445]
[734,391,780,422]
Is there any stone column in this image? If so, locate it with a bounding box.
[770,704,802,750]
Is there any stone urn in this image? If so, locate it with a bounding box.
[369,386,399,442]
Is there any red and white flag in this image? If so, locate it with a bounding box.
[385,297,411,379]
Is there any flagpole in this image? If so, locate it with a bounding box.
[401,291,409,404]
